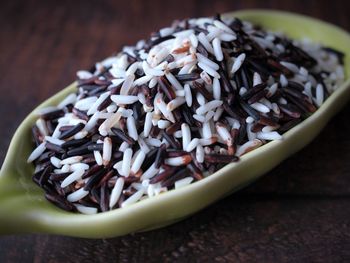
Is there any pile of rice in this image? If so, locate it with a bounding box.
[28,14,345,214]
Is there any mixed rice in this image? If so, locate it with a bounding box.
[28,14,345,214]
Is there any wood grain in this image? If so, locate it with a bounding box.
[0,0,350,262]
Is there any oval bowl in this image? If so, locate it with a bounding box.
[1,9,350,238]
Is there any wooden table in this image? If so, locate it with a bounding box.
[1,0,349,262]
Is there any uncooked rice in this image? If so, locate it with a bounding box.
[28,14,345,214]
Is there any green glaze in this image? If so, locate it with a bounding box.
[1,10,350,238]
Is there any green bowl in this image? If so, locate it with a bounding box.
[1,9,350,238]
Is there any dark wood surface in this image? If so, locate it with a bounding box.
[1,0,350,262]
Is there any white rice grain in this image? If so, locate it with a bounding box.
[165,72,183,90]
[50,156,62,168]
[126,62,140,76]
[197,32,214,54]
[121,189,145,207]
[219,32,237,42]
[145,138,162,147]
[155,96,175,123]
[76,70,93,79]
[138,136,150,154]
[110,95,139,105]
[45,136,65,146]
[141,164,159,180]
[158,120,171,129]
[216,123,232,146]
[121,148,133,176]
[299,67,308,77]
[109,177,125,208]
[239,87,247,96]
[36,119,49,137]
[102,137,112,166]
[134,75,153,86]
[61,164,70,173]
[149,77,158,88]
[193,114,206,123]
[85,112,101,132]
[184,84,192,107]
[280,74,288,87]
[250,102,270,113]
[87,91,110,115]
[280,61,299,73]
[143,112,153,137]
[37,107,56,117]
[143,61,164,77]
[73,130,88,140]
[196,53,219,70]
[236,139,263,157]
[213,107,224,121]
[94,150,103,166]
[67,188,89,202]
[61,169,85,188]
[272,103,280,115]
[160,27,174,37]
[206,25,221,42]
[98,112,122,136]
[174,130,183,138]
[109,66,126,78]
[70,163,89,171]
[256,131,282,141]
[130,151,146,174]
[202,121,212,139]
[127,115,138,141]
[164,156,190,166]
[189,33,198,47]
[213,77,221,100]
[27,142,46,163]
[196,92,206,106]
[198,62,220,78]
[196,100,223,115]
[262,126,279,132]
[110,78,125,87]
[231,53,246,74]
[200,71,212,85]
[75,204,98,215]
[186,138,199,152]
[212,37,223,61]
[246,116,255,124]
[196,144,205,163]
[175,177,194,189]
[247,123,256,141]
[253,72,262,86]
[119,141,130,152]
[213,20,236,35]
[167,97,186,111]
[57,93,77,109]
[178,62,196,75]
[106,104,118,113]
[75,96,97,111]
[60,156,83,165]
[205,110,215,122]
[267,83,278,98]
[315,83,324,107]
[113,160,123,174]
[181,123,191,150]
[120,74,135,95]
